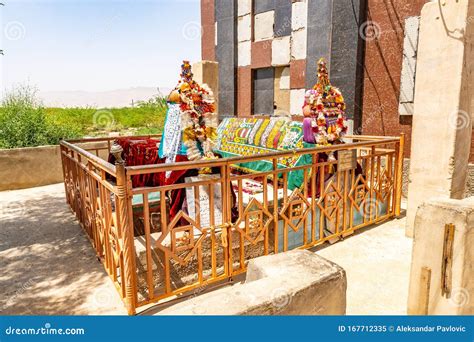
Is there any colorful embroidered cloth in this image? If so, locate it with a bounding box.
[158,102,188,178]
[109,138,162,188]
[214,118,313,190]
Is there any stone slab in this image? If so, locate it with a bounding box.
[237,66,252,116]
[193,60,219,112]
[329,0,365,122]
[253,67,275,115]
[201,0,216,60]
[237,13,251,42]
[272,36,291,66]
[274,1,292,37]
[251,40,272,68]
[292,1,307,31]
[399,16,420,105]
[291,28,307,60]
[406,0,474,236]
[215,1,237,118]
[237,0,251,16]
[279,66,290,90]
[408,197,474,314]
[238,40,251,66]
[290,59,306,89]
[215,0,234,20]
[254,10,275,42]
[254,0,275,14]
[305,0,332,88]
[274,66,290,113]
[290,88,305,116]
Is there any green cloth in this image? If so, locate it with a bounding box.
[214,118,313,190]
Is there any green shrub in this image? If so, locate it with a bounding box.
[0,86,82,149]
[44,94,167,134]
[0,87,168,148]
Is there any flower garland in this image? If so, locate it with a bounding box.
[303,58,348,146]
[176,61,218,170]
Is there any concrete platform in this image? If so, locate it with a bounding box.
[156,250,347,315]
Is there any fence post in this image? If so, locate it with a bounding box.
[111,142,137,315]
[60,144,69,205]
[394,133,405,217]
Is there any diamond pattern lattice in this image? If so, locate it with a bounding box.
[280,189,311,232]
[157,211,206,266]
[234,197,273,245]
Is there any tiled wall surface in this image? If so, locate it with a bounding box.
[253,67,274,115]
[203,0,311,117]
[203,0,366,122]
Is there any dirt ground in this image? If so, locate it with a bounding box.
[0,183,126,315]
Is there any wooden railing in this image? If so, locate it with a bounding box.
[60,134,404,314]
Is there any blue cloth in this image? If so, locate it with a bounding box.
[158,102,187,159]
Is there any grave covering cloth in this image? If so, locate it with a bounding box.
[214,118,313,190]
[109,138,163,188]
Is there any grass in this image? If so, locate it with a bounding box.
[45,106,166,136]
[0,85,167,149]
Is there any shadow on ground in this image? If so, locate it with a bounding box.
[0,184,125,315]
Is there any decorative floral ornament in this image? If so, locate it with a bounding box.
[176,61,218,172]
[303,58,348,148]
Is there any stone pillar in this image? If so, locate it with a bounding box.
[407,197,474,315]
[193,60,219,113]
[200,0,216,61]
[406,0,474,237]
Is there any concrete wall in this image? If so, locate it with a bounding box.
[157,250,347,315]
[0,142,109,191]
[408,197,474,315]
[402,159,474,199]
[193,60,219,113]
[0,145,63,191]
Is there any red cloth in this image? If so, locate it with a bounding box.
[108,139,191,219]
[109,138,163,187]
[166,155,192,219]
[109,139,237,222]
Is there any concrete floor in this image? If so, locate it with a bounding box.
[316,210,412,315]
[0,183,412,315]
[0,183,126,315]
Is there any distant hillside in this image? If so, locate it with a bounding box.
[38,87,172,108]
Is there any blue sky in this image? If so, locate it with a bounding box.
[1,0,201,92]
